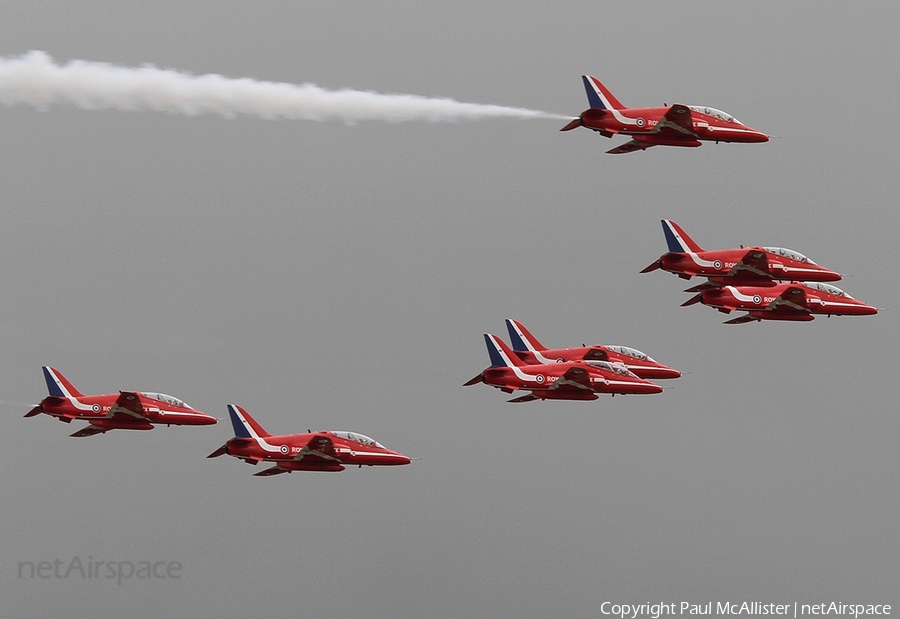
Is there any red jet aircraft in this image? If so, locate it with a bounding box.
[642,220,843,287]
[25,366,217,437]
[682,281,878,324]
[504,319,681,380]
[207,404,411,475]
[464,334,663,402]
[560,75,769,154]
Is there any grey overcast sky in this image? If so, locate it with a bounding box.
[1,2,898,617]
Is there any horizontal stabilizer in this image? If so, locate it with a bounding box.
[207,444,228,458]
[24,405,43,418]
[683,282,721,293]
[463,373,484,387]
[560,118,582,131]
[640,260,661,273]
[681,293,703,307]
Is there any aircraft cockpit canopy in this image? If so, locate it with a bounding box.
[141,392,189,408]
[333,431,384,449]
[688,106,741,124]
[764,247,814,264]
[587,360,639,378]
[805,282,851,298]
[605,345,655,362]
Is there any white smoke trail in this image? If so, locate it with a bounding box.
[0,51,567,123]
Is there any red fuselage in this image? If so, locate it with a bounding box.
[480,360,663,398]
[655,247,842,284]
[513,347,681,380]
[697,282,877,322]
[577,106,768,145]
[222,431,411,471]
[562,77,768,154]
[34,392,217,431]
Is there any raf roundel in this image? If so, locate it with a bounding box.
[753,295,762,304]
[635,117,646,128]
[280,445,289,454]
[92,404,101,413]
[713,260,723,270]
[535,374,545,384]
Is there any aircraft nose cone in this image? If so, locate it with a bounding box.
[643,382,664,394]
[626,381,663,394]
[746,128,769,142]
[391,452,412,465]
[859,304,878,316]
[658,368,682,379]
[197,413,218,425]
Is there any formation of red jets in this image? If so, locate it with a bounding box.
[644,220,877,324]
[465,321,677,403]
[466,76,876,403]
[27,75,878,467]
[27,367,409,474]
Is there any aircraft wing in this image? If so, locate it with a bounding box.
[289,435,342,464]
[725,286,810,325]
[549,366,595,392]
[114,391,148,417]
[723,314,761,325]
[303,434,338,458]
[581,348,609,362]
[508,394,541,403]
[607,140,655,155]
[765,286,809,312]
[70,425,108,438]
[254,465,290,477]
[726,250,771,279]
[652,104,696,136]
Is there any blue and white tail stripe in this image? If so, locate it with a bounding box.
[484,334,548,383]
[504,319,531,352]
[504,321,560,364]
[43,366,72,398]
[41,366,94,411]
[580,75,641,127]
[227,404,255,438]
[485,334,515,368]
[582,75,608,110]
[227,404,282,453]
[662,220,692,253]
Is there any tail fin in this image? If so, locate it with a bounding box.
[484,334,527,368]
[505,319,547,352]
[661,220,704,253]
[42,366,84,398]
[226,404,271,439]
[582,75,626,110]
